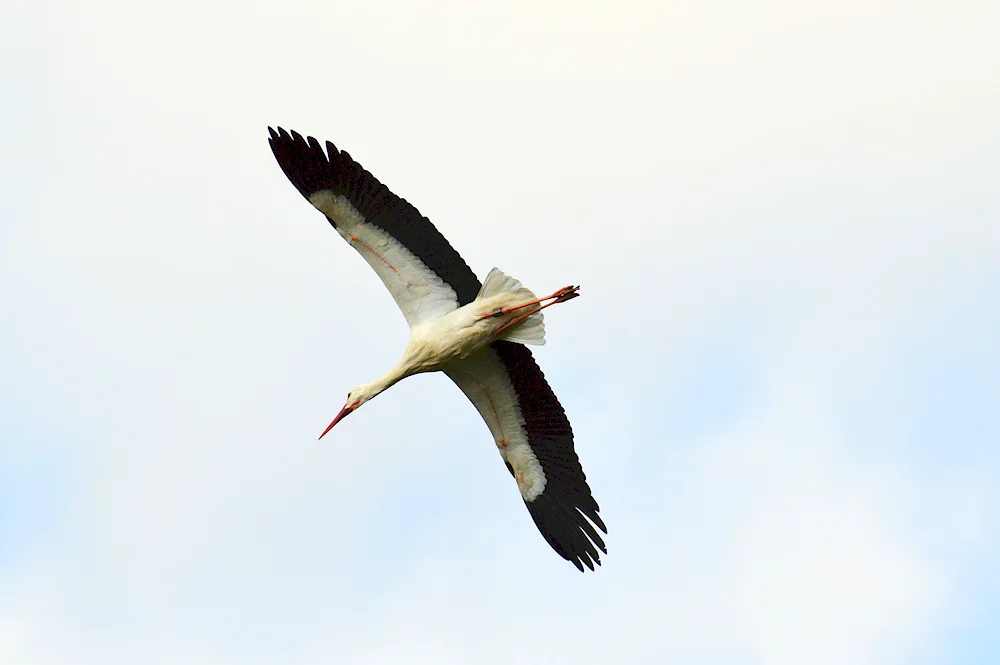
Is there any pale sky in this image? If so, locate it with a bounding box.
[2,1,998,663]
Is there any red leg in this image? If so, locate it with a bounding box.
[492,287,580,337]
[477,285,580,321]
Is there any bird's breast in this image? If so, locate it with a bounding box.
[407,307,498,369]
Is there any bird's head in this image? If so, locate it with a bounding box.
[318,382,381,440]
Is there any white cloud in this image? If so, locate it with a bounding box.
[0,613,46,665]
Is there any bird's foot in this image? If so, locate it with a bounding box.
[550,285,581,304]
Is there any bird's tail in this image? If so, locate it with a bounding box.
[477,268,546,346]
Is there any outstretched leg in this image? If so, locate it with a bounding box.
[478,285,580,322]
[490,285,581,337]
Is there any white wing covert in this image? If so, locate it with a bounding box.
[447,341,607,571]
[268,128,481,327]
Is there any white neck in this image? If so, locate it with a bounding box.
[361,348,429,402]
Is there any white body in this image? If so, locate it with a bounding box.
[346,269,550,501]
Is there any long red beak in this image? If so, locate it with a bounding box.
[318,404,353,440]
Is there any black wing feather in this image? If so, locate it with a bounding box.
[492,341,607,571]
[267,127,482,305]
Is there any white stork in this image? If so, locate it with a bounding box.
[268,128,607,571]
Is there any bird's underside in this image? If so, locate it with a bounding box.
[268,127,607,571]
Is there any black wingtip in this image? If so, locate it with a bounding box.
[524,492,607,573]
[267,126,340,201]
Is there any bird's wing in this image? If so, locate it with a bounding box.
[445,341,607,571]
[268,127,482,328]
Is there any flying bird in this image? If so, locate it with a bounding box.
[267,127,607,571]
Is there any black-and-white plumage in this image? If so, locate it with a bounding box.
[268,127,606,571]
